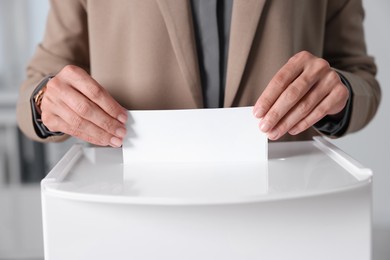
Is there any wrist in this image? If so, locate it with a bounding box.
[30,76,63,138]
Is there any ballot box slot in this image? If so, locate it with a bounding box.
[313,137,372,181]
[41,144,83,184]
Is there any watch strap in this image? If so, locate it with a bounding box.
[30,76,64,138]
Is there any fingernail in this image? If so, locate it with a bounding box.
[117,113,127,124]
[289,128,298,135]
[259,120,271,133]
[268,129,279,140]
[253,108,264,118]
[115,127,127,138]
[110,137,122,147]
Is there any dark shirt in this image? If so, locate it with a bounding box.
[190,0,233,108]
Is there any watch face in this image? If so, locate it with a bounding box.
[34,87,46,114]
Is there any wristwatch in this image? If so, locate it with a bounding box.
[30,76,64,138]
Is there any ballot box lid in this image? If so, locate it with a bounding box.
[41,137,371,206]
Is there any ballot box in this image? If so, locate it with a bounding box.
[41,137,372,260]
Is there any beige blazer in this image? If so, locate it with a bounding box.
[17,0,381,143]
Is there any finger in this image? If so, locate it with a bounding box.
[258,71,318,134]
[257,55,332,134]
[253,55,304,118]
[266,82,328,140]
[58,65,128,123]
[265,69,337,139]
[288,85,348,136]
[47,74,127,139]
[41,111,105,146]
[61,84,126,139]
[42,100,123,147]
[253,51,321,119]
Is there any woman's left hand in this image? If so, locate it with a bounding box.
[253,51,349,140]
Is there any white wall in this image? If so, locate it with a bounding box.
[333,1,390,259]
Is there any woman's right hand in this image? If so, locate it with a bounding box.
[40,65,128,147]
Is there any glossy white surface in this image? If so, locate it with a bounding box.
[43,139,371,205]
[41,139,372,260]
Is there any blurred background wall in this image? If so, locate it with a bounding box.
[332,1,390,259]
[0,1,75,259]
[0,0,388,259]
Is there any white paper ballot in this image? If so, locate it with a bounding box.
[122,107,267,164]
[122,107,268,201]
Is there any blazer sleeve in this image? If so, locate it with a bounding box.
[323,0,381,135]
[16,0,89,142]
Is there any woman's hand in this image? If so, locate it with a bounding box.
[253,51,349,140]
[41,65,128,147]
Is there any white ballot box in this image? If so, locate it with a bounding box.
[41,137,372,260]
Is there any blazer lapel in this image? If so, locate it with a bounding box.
[224,0,266,107]
[157,0,203,108]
